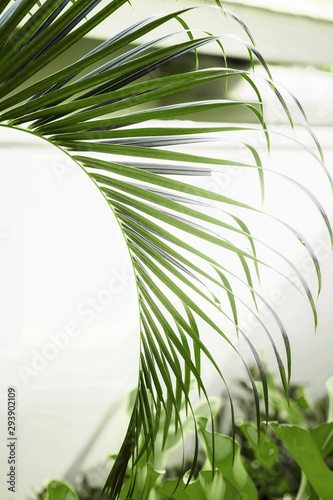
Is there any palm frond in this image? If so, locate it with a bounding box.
[0,1,331,499]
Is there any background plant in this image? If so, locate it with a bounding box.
[32,370,333,499]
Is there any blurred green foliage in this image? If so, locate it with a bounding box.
[33,367,333,500]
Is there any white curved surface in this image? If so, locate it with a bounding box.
[0,128,140,498]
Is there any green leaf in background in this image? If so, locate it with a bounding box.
[119,460,162,500]
[270,422,333,500]
[310,422,333,458]
[199,421,258,500]
[239,422,279,469]
[45,480,79,500]
[295,378,333,500]
[157,470,234,500]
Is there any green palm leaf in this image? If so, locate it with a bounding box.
[0,1,331,499]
